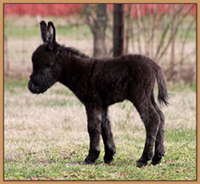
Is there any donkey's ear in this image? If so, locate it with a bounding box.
[46,21,56,50]
[40,20,48,43]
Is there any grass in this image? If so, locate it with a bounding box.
[4,15,196,41]
[4,18,92,40]
[4,79,196,180]
[5,24,93,40]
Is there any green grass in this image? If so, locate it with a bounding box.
[4,21,92,40]
[169,83,196,93]
[4,79,196,180]
[4,78,28,94]
[4,129,196,180]
[4,15,196,41]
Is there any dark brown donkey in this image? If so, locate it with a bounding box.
[28,21,168,168]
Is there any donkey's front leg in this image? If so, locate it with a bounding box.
[85,106,102,164]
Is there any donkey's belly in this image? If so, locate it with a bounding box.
[101,88,128,106]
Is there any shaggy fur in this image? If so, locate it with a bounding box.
[28,20,168,168]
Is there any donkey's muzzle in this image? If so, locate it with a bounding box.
[28,79,40,94]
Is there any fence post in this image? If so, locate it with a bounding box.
[113,4,124,57]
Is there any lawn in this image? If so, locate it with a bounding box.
[4,79,196,180]
[4,16,92,40]
[4,15,196,41]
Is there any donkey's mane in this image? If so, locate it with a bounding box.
[60,45,90,59]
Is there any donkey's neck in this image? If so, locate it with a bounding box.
[58,50,94,103]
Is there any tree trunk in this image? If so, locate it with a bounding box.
[125,4,132,54]
[84,4,108,58]
[93,4,107,58]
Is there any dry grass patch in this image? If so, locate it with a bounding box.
[4,79,196,180]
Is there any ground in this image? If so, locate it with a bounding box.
[4,79,196,180]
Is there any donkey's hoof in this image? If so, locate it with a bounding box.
[104,156,114,164]
[136,160,148,168]
[151,160,161,166]
[84,158,95,165]
[136,161,147,168]
[151,155,162,165]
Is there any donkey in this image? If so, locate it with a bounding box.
[28,21,168,168]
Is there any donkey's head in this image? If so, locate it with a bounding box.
[28,21,61,94]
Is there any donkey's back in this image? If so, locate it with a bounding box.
[92,54,164,106]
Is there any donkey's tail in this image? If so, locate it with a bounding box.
[155,66,169,106]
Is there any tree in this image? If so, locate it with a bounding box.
[84,4,108,58]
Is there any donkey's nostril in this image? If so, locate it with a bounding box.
[28,80,33,90]
[28,80,37,93]
[28,79,41,94]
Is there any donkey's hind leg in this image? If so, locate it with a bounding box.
[84,106,102,164]
[101,107,116,164]
[133,97,160,168]
[150,91,165,165]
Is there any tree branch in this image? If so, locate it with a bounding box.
[154,4,184,61]
[83,4,96,34]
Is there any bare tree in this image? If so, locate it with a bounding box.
[126,4,196,83]
[125,4,132,54]
[84,4,108,58]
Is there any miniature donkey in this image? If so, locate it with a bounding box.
[28,21,168,168]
